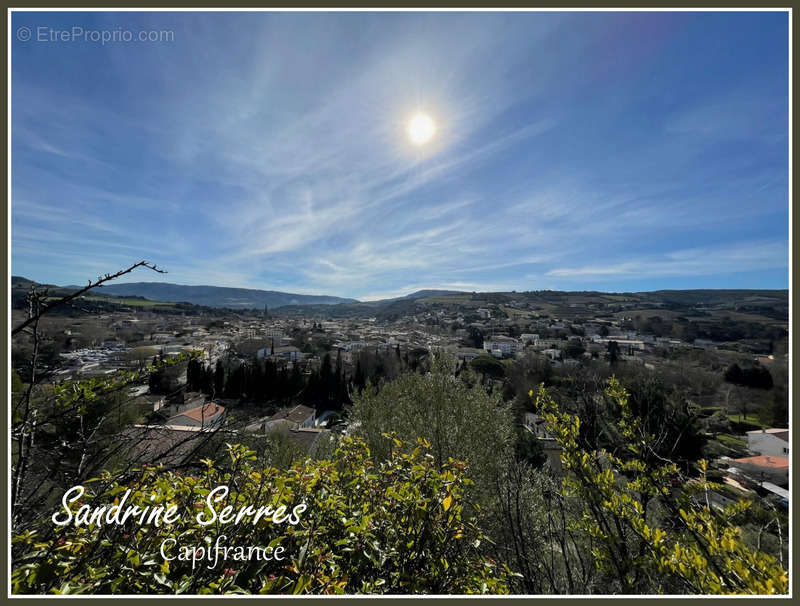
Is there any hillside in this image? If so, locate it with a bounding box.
[77,281,358,309]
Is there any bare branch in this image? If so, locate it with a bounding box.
[12,261,165,336]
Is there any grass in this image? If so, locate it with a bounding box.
[717,434,747,448]
[499,305,533,320]
[710,434,751,458]
[726,412,764,427]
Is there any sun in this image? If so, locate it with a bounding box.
[407,113,436,145]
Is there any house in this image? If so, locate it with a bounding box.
[122,425,229,466]
[760,481,790,502]
[453,347,485,361]
[592,337,646,353]
[144,394,166,412]
[256,404,316,433]
[161,392,206,417]
[166,402,225,429]
[256,345,302,362]
[729,455,789,486]
[483,336,520,358]
[746,428,789,458]
[314,410,341,428]
[520,334,540,346]
[541,348,561,361]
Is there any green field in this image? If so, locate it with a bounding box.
[726,412,765,428]
[499,305,534,320]
[717,434,747,448]
[80,296,175,307]
[44,295,173,307]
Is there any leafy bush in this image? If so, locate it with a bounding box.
[350,354,514,501]
[11,436,513,595]
[534,378,788,595]
[724,363,773,390]
[469,355,505,378]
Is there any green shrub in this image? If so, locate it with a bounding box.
[534,378,788,595]
[11,436,513,595]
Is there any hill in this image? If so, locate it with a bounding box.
[378,289,467,304]
[83,281,358,309]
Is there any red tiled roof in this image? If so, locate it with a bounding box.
[177,403,224,423]
[732,455,789,469]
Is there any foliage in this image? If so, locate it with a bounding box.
[606,341,620,365]
[724,363,774,390]
[534,377,788,595]
[563,341,585,360]
[610,367,706,464]
[469,355,505,379]
[12,369,26,395]
[350,354,515,501]
[514,427,547,469]
[485,461,601,594]
[12,353,195,528]
[11,436,513,595]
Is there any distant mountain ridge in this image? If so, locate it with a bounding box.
[12,276,466,310]
[12,275,787,315]
[84,282,358,309]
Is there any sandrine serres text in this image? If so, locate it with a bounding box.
[53,485,307,570]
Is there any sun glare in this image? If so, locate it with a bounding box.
[407,113,436,145]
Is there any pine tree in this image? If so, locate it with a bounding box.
[354,359,365,391]
[214,360,225,399]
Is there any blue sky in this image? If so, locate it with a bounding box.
[11,11,789,300]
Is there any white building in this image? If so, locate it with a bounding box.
[483,336,520,358]
[541,348,561,361]
[520,334,540,346]
[256,346,302,362]
[747,428,789,458]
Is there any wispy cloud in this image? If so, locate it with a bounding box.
[546,240,788,280]
[11,11,789,296]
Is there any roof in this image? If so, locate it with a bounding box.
[171,402,225,423]
[731,455,789,469]
[723,476,753,493]
[269,404,315,425]
[122,424,225,465]
[747,428,789,442]
[485,336,518,343]
[760,482,790,500]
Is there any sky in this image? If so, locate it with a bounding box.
[11,11,789,301]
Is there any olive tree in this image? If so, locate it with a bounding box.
[349,353,515,503]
